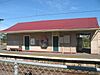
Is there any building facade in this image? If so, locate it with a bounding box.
[2,17,100,54]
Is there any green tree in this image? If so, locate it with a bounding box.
[0,33,7,43]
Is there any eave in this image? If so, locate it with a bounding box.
[2,28,99,34]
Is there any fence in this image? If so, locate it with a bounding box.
[0,57,100,75]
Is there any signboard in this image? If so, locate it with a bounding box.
[30,38,35,45]
[59,37,63,43]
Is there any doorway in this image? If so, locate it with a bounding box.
[76,33,91,53]
[24,35,30,50]
[53,36,59,52]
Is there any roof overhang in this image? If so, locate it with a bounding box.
[2,28,99,34]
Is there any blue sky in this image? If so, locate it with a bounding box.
[0,0,100,30]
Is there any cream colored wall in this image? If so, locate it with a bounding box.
[30,46,52,51]
[29,32,52,51]
[21,46,52,51]
[7,32,77,53]
[91,30,100,54]
[97,31,100,54]
[7,45,19,50]
[6,32,84,53]
[7,30,98,54]
[59,32,77,53]
[7,32,52,51]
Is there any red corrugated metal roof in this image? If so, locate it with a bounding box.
[2,17,99,33]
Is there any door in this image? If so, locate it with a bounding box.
[77,37,83,52]
[53,36,59,51]
[24,36,30,50]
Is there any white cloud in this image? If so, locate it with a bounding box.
[70,6,78,10]
[46,0,70,11]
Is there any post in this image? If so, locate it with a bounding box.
[14,59,18,75]
[0,18,4,50]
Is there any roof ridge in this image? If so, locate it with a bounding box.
[17,17,97,24]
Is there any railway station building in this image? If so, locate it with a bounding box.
[2,17,100,54]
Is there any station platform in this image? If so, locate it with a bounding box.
[0,50,100,64]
